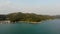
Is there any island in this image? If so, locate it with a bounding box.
[0,12,54,24]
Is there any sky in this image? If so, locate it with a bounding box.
[0,0,60,15]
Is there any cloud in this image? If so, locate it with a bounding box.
[0,0,60,15]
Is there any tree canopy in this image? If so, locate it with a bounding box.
[7,12,54,23]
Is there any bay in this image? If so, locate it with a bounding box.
[0,19,60,34]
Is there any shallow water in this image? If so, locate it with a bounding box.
[0,19,60,34]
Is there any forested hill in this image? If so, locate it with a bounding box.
[7,12,54,22]
[0,12,54,23]
[53,15,60,18]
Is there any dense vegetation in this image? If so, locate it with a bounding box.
[0,12,54,24]
[7,12,54,23]
[0,15,7,21]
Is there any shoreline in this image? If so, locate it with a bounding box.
[18,19,53,24]
[0,19,54,24]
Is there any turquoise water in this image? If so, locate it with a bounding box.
[0,19,60,34]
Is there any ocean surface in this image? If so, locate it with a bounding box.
[0,19,60,34]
